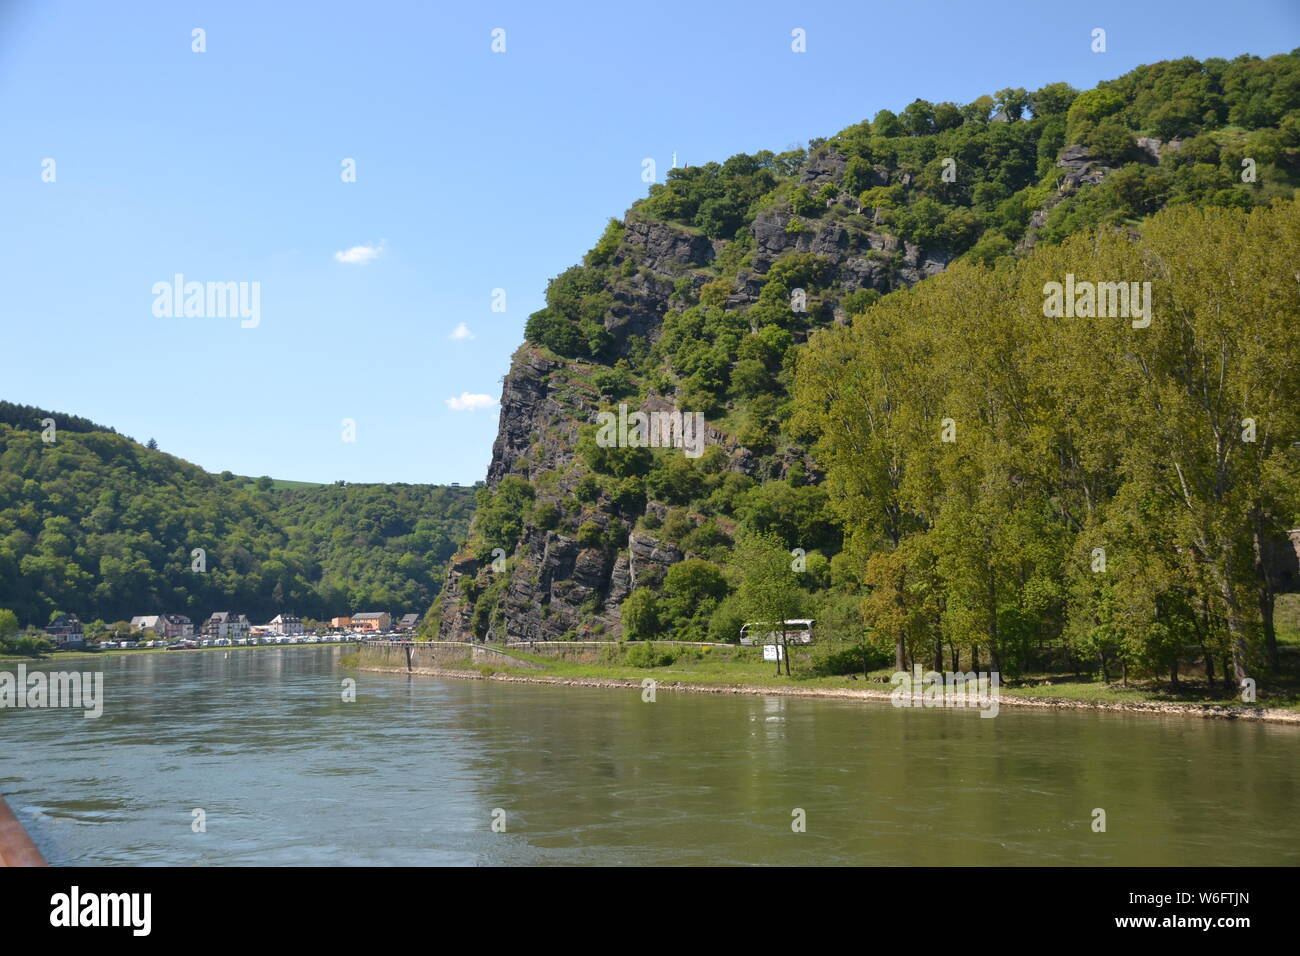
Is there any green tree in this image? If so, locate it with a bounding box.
[733,531,805,672]
[621,588,661,641]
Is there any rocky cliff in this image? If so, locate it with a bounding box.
[435,142,977,643]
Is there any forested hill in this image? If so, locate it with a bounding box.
[435,52,1300,684]
[0,400,122,439]
[0,403,475,627]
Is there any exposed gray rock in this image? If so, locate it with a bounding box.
[751,208,797,261]
[724,272,765,310]
[898,241,951,284]
[799,148,847,185]
[436,553,482,641]
[618,219,715,274]
[1018,143,1120,251]
[1135,136,1164,162]
[628,532,683,590]
[1057,144,1111,190]
[490,528,623,641]
[839,255,892,292]
[607,271,675,344]
[751,209,860,271]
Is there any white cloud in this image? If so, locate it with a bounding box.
[334,242,384,265]
[445,392,496,411]
[449,322,474,340]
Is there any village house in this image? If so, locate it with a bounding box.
[44,613,85,648]
[202,612,250,641]
[396,613,420,632]
[268,613,304,636]
[330,616,353,630]
[130,614,163,636]
[351,611,391,633]
[162,614,194,639]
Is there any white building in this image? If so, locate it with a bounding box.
[130,615,163,635]
[268,613,304,636]
[202,612,250,640]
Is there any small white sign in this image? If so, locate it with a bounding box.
[763,644,784,661]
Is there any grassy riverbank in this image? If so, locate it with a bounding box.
[352,641,1300,719]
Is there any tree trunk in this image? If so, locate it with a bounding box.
[895,635,905,673]
[1216,573,1252,684]
[989,641,1002,678]
[986,574,1001,676]
[1259,585,1278,668]
[1252,516,1280,668]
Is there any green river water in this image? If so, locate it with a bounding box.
[1,646,1296,865]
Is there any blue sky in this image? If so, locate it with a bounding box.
[1,0,1296,484]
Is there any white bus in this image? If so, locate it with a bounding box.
[739,619,814,646]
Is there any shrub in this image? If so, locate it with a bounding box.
[474,476,535,553]
[808,644,893,676]
[707,594,748,644]
[592,366,633,400]
[532,501,561,531]
[789,186,821,216]
[625,642,676,668]
[577,521,605,547]
[574,474,602,503]
[584,218,625,267]
[608,477,646,514]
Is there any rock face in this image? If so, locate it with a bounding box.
[620,220,715,273]
[799,148,848,185]
[486,350,570,486]
[1018,143,1121,251]
[749,207,920,289]
[1057,144,1112,190]
[628,531,683,589]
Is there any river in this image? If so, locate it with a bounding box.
[2,646,1297,865]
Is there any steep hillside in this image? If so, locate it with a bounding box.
[0,406,475,627]
[433,52,1300,677]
